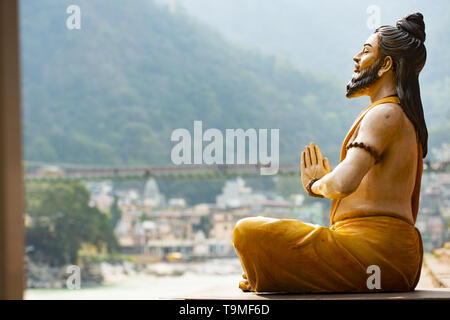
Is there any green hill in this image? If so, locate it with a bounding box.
[20,0,362,168]
[157,0,450,151]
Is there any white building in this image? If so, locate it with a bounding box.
[216,177,266,209]
[142,178,165,207]
[85,180,114,212]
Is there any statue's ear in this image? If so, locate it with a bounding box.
[378,56,393,77]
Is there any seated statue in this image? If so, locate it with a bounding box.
[233,13,428,293]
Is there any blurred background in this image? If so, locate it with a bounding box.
[20,0,450,299]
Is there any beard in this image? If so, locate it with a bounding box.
[346,57,385,98]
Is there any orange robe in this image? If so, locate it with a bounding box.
[233,96,423,293]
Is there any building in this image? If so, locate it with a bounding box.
[216,177,266,209]
[142,178,165,208]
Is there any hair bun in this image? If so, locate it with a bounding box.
[396,12,426,42]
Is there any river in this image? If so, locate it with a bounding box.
[25,258,244,300]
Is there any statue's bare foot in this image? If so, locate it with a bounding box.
[239,273,252,292]
[239,279,252,291]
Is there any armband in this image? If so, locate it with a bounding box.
[346,142,381,164]
[306,178,324,198]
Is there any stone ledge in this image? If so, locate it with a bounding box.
[172,288,450,300]
[424,253,450,288]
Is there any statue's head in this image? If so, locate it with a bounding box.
[346,12,428,157]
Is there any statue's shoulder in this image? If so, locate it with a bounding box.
[360,102,404,135]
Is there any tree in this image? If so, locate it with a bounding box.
[25,181,119,266]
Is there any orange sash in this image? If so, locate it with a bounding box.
[329,96,423,225]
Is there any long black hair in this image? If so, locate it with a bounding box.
[375,12,428,158]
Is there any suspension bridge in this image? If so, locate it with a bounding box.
[24,160,449,182]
